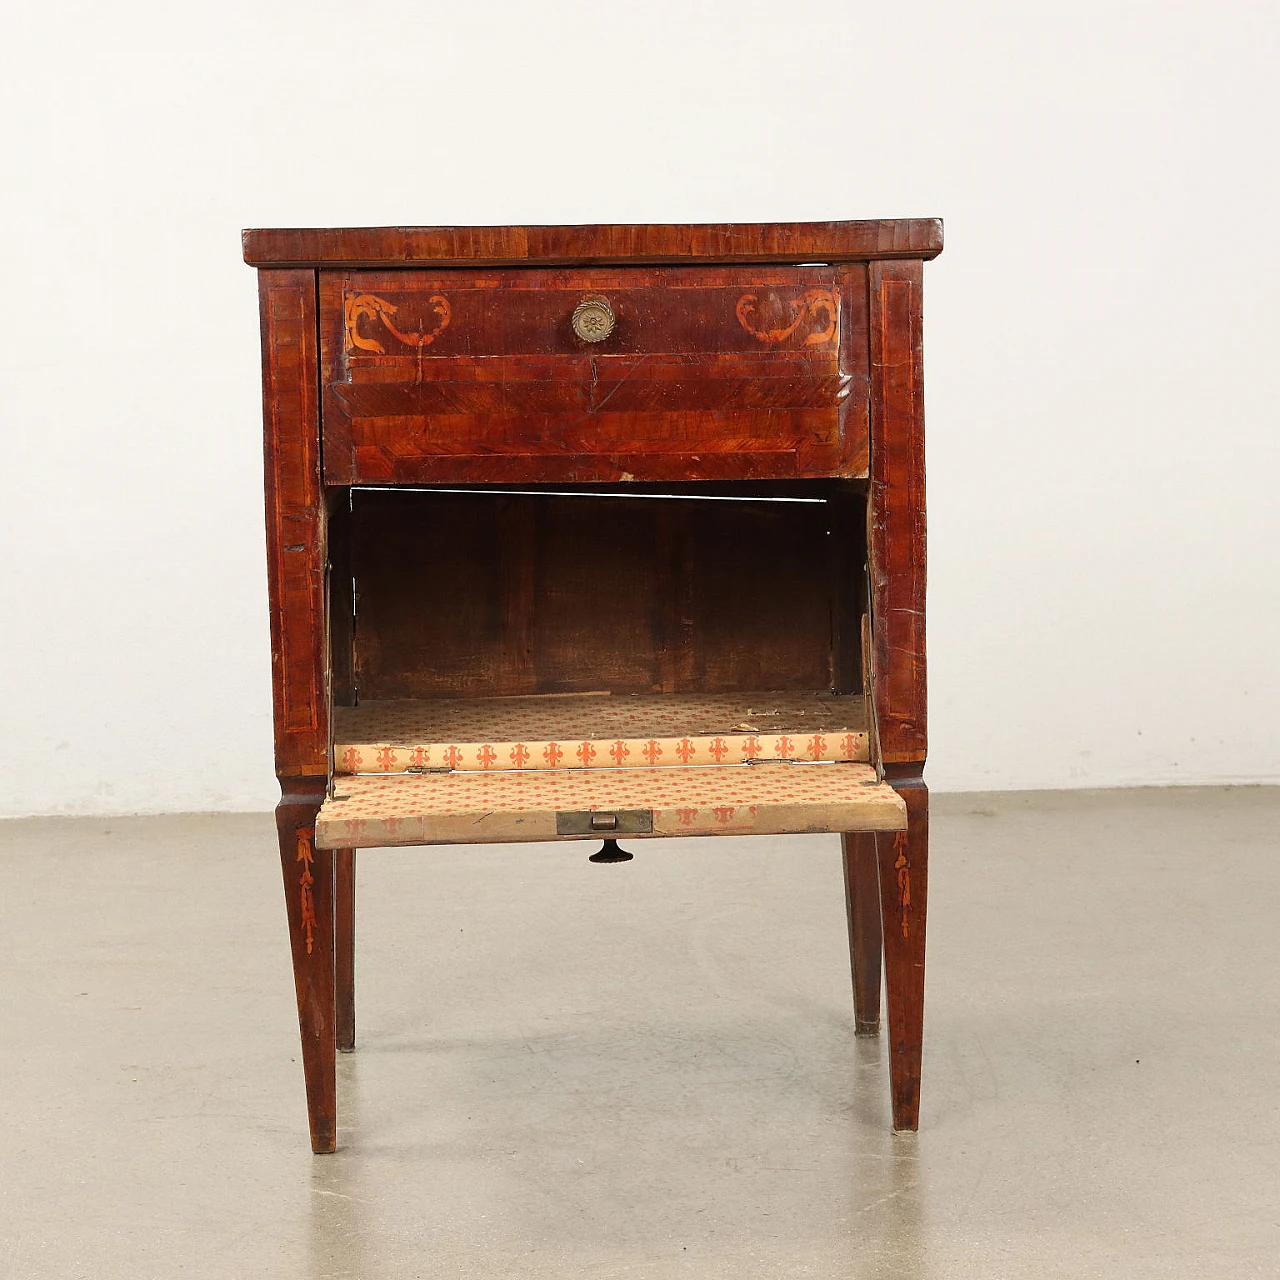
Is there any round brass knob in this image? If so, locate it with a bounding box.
[571,296,615,343]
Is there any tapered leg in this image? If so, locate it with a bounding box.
[335,849,356,1053]
[877,775,928,1131]
[276,777,337,1153]
[841,832,883,1035]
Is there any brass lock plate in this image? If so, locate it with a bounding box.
[556,808,653,836]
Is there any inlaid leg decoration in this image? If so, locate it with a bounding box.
[276,778,337,1153]
[335,848,356,1053]
[842,832,883,1035]
[877,775,928,1132]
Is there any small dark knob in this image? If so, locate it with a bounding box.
[572,296,615,343]
[589,838,633,863]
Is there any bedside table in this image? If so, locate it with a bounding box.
[244,220,941,1152]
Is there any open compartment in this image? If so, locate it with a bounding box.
[317,482,901,845]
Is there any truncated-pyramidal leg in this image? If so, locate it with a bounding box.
[335,848,355,1052]
[842,832,883,1035]
[277,778,337,1153]
[877,777,928,1131]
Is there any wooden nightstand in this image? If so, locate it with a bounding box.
[245,220,941,1152]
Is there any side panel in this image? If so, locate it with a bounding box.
[259,269,329,778]
[868,261,927,765]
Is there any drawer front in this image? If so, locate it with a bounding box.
[318,265,869,484]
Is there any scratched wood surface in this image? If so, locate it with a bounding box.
[865,254,930,1127]
[251,219,941,1145]
[319,266,869,484]
[244,219,943,268]
[347,487,858,700]
[275,777,335,1152]
[877,770,929,1129]
[259,270,328,779]
[868,260,927,765]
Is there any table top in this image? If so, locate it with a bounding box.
[242,219,943,268]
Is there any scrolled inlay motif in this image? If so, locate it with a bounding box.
[345,292,451,354]
[736,288,838,346]
[296,829,317,955]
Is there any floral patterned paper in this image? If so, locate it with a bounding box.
[334,691,869,775]
[316,762,904,849]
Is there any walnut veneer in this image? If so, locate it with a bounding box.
[248,219,940,1151]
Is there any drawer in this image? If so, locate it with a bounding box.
[318,265,869,484]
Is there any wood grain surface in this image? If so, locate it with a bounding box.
[275,776,336,1152]
[244,219,943,268]
[259,270,328,778]
[334,848,355,1054]
[877,769,928,1130]
[319,266,869,484]
[251,220,941,1145]
[347,487,857,700]
[842,832,884,1035]
[868,260,927,765]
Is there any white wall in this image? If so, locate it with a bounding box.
[3,0,1277,816]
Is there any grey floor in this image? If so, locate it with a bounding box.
[1,788,1277,1278]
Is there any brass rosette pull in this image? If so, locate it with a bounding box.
[571,296,616,343]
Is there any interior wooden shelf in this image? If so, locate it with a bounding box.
[316,762,903,849]
[333,690,869,774]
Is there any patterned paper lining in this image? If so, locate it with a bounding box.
[333,691,868,775]
[316,763,904,848]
